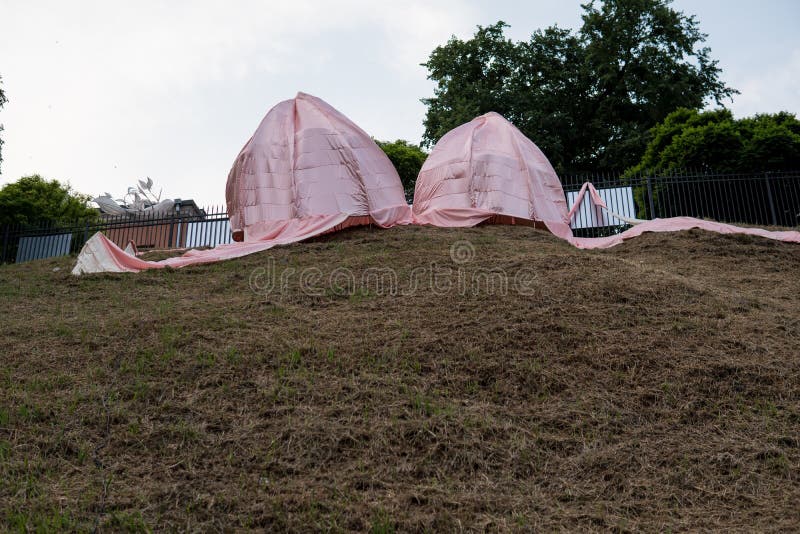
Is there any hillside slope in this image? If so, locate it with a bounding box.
[1,225,799,531]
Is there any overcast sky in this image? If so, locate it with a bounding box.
[1,0,798,206]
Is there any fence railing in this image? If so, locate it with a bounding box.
[1,206,231,264]
[561,170,800,237]
[2,171,799,263]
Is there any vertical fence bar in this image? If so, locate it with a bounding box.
[747,174,760,225]
[33,221,44,260]
[721,176,732,223]
[774,174,786,226]
[163,213,169,248]
[790,174,800,227]
[751,174,763,225]
[764,172,778,226]
[688,175,698,218]
[2,224,8,263]
[646,175,656,219]
[40,220,50,259]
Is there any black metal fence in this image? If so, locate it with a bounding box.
[561,170,800,237]
[2,171,799,264]
[1,206,231,264]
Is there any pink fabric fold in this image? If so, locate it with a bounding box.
[567,182,607,220]
[72,214,354,274]
[412,207,497,228]
[564,182,800,248]
[371,203,414,227]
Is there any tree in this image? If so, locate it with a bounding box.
[624,109,800,225]
[421,23,520,156]
[0,75,7,174]
[375,139,428,198]
[0,175,97,226]
[627,108,800,173]
[421,0,736,172]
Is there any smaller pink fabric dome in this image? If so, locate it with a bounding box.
[412,112,572,240]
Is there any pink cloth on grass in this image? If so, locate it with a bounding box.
[562,181,800,248]
[570,217,800,249]
[72,214,352,274]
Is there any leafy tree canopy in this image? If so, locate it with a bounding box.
[421,0,736,172]
[375,139,428,198]
[627,108,800,174]
[0,175,97,226]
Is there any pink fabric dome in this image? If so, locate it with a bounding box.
[227,92,411,241]
[412,112,572,240]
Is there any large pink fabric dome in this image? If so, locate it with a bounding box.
[412,112,573,240]
[226,92,411,241]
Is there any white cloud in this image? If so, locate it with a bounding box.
[728,48,800,118]
[1,1,797,206]
[0,0,480,204]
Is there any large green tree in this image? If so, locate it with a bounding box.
[0,175,97,226]
[376,139,428,199]
[421,0,736,172]
[628,108,800,174]
[0,75,7,174]
[623,109,800,225]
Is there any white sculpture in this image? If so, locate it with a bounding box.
[93,177,175,216]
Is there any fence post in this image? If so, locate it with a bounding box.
[764,171,778,226]
[646,175,656,219]
[1,224,8,263]
[168,214,175,248]
[83,219,90,244]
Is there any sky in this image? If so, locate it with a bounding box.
[1,0,798,206]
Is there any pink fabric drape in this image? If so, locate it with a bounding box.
[567,181,607,220]
[570,217,800,249]
[72,105,800,275]
[226,92,411,241]
[74,92,413,274]
[412,112,573,241]
[562,181,800,248]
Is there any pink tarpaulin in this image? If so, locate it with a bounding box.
[72,214,353,274]
[227,92,411,240]
[412,112,573,240]
[411,112,800,249]
[570,217,800,248]
[73,92,412,274]
[567,181,608,220]
[562,181,800,248]
[73,104,800,275]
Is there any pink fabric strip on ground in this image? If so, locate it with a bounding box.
[78,211,800,275]
[570,217,800,249]
[78,213,352,273]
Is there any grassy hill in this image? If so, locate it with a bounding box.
[1,225,799,531]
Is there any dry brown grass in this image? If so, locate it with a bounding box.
[1,225,799,532]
